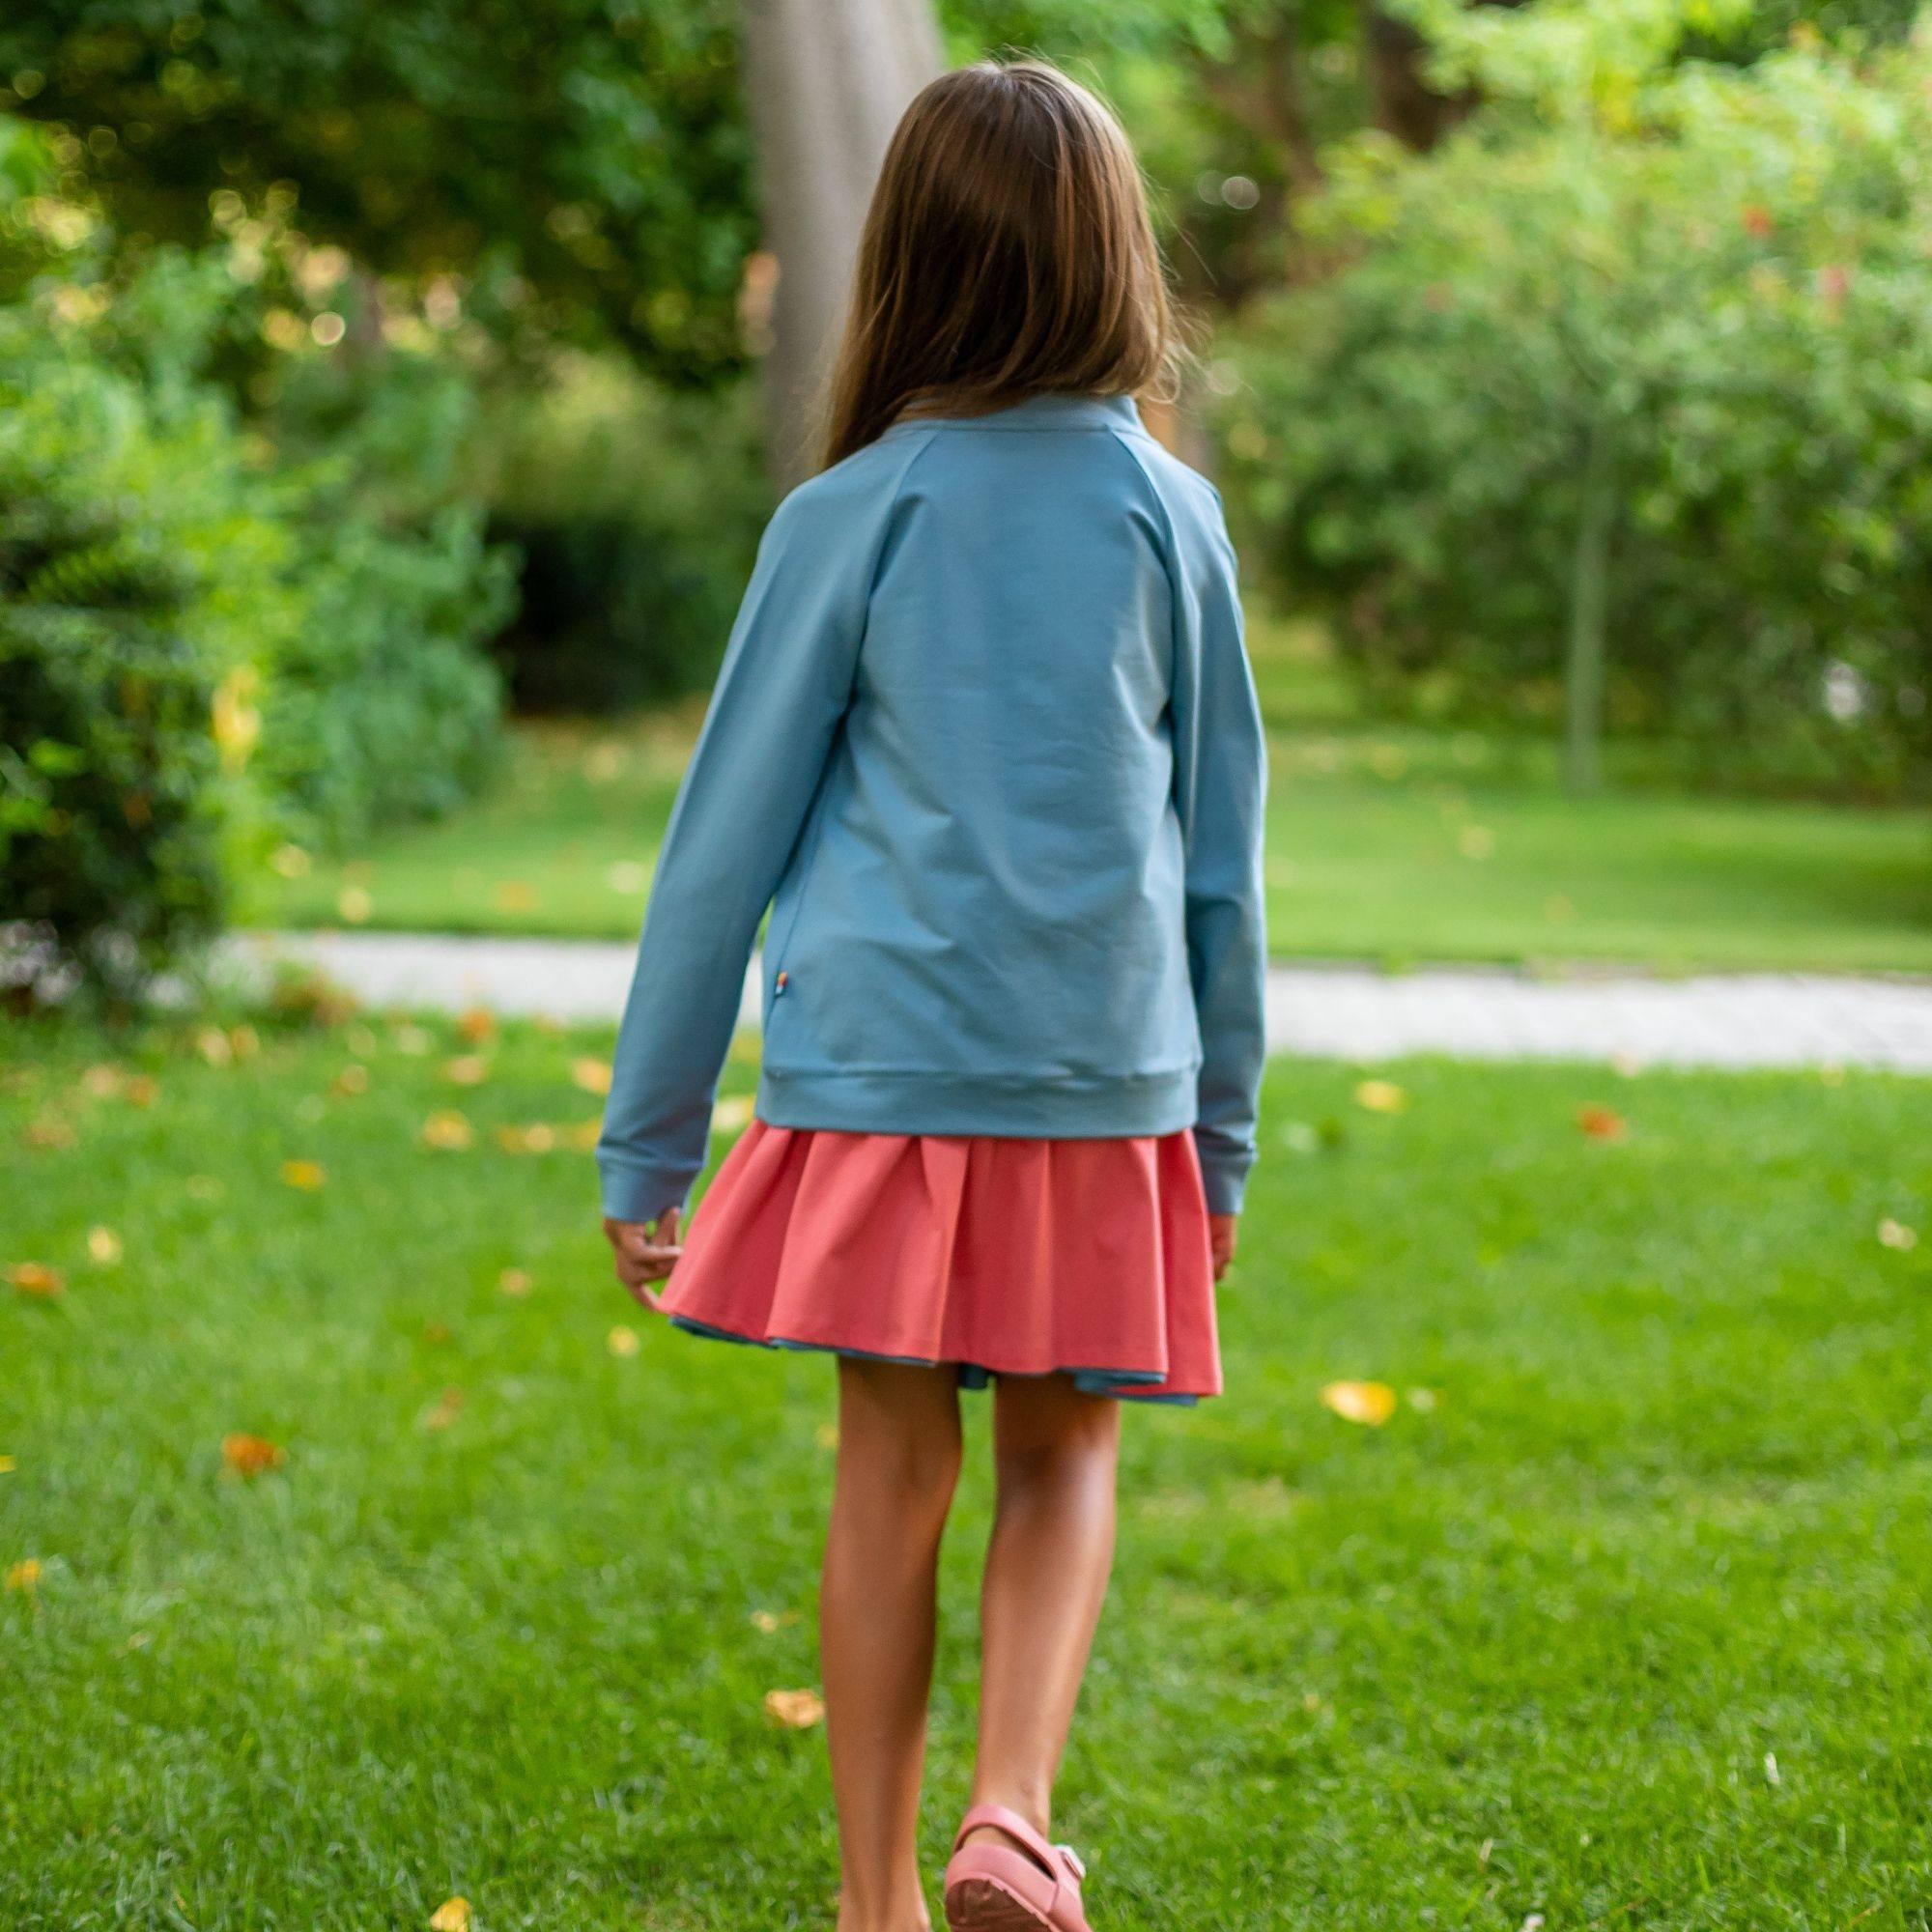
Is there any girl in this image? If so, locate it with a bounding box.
[598,59,1265,1932]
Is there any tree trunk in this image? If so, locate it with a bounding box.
[1363,2,1527,152]
[740,0,944,484]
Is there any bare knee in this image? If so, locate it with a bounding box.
[837,1359,963,1521]
[992,1377,1121,1496]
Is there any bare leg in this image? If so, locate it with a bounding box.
[966,1375,1122,1846]
[823,1357,964,1932]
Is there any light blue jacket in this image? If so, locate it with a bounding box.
[598,393,1267,1222]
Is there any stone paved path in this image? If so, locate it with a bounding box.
[223,930,1932,1073]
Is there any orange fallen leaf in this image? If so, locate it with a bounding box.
[571,1057,612,1095]
[222,1433,285,1477]
[422,1110,475,1151]
[24,1119,77,1150]
[8,1263,64,1297]
[280,1159,326,1190]
[1354,1080,1407,1114]
[428,1899,471,1932]
[764,1688,825,1729]
[608,1325,640,1358]
[443,1055,489,1087]
[125,1075,159,1108]
[6,1558,42,1593]
[423,1387,465,1432]
[87,1227,122,1265]
[330,1064,370,1097]
[456,1008,497,1044]
[498,1268,532,1297]
[1320,1380,1398,1427]
[1576,1104,1627,1142]
[229,1024,261,1061]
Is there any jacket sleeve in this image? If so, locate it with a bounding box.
[1170,491,1268,1216]
[596,476,877,1222]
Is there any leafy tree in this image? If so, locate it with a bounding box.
[0,0,755,384]
[1220,19,1932,798]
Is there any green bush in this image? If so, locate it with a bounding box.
[1218,25,1932,798]
[0,131,517,989]
[482,362,769,714]
[0,327,287,1000]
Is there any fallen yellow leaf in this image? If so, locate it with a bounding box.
[1354,1079,1407,1114]
[814,1422,839,1451]
[608,1325,640,1358]
[571,1057,612,1095]
[764,1688,825,1729]
[280,1159,326,1190]
[87,1227,123,1265]
[0,1456,14,1475]
[423,1388,465,1432]
[443,1055,489,1087]
[562,1120,602,1151]
[124,1075,158,1108]
[6,1558,42,1593]
[428,1899,471,1932]
[80,1064,123,1098]
[1878,1218,1918,1252]
[1577,1104,1628,1142]
[751,1608,801,1634]
[422,1111,475,1151]
[229,1024,261,1061]
[456,1007,497,1044]
[498,1268,532,1297]
[8,1263,64,1297]
[196,1026,234,1066]
[494,1122,556,1154]
[1320,1380,1398,1427]
[222,1433,285,1477]
[713,1095,755,1132]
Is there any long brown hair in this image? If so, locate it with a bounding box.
[820,61,1177,469]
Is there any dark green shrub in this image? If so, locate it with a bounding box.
[483,365,769,714]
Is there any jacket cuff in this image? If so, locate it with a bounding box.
[1195,1139,1250,1217]
[597,1152,693,1225]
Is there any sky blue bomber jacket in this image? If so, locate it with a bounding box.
[597,391,1268,1222]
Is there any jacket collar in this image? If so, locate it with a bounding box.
[885,392,1144,437]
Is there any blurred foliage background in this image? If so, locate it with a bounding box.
[1,0,1929,991]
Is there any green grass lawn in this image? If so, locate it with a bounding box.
[248,630,1932,974]
[5,1013,1929,1927]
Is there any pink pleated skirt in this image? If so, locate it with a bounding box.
[659,1122,1222,1402]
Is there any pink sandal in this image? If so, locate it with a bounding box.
[942,1803,1092,1932]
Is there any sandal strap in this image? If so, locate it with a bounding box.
[952,1803,1063,1878]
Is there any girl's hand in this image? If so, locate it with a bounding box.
[603,1208,684,1312]
[1209,1212,1238,1282]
